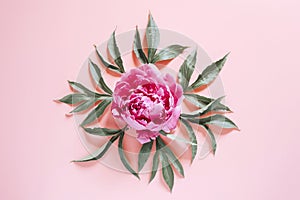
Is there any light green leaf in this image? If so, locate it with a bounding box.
[180,118,197,163]
[80,98,112,126]
[149,150,159,183]
[199,96,226,115]
[72,134,119,162]
[138,140,153,172]
[146,12,160,62]
[93,45,121,73]
[184,93,231,111]
[152,45,188,63]
[70,99,96,113]
[68,81,95,96]
[186,114,239,129]
[156,137,184,177]
[184,93,213,107]
[159,130,196,146]
[108,30,125,72]
[160,152,174,192]
[181,96,226,118]
[187,53,229,91]
[204,114,238,129]
[83,127,123,136]
[178,49,197,90]
[58,93,88,105]
[118,132,140,179]
[134,26,148,64]
[89,59,113,95]
[201,125,217,155]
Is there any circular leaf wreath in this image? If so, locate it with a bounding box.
[57,13,239,192]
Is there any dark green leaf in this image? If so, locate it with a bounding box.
[93,45,121,73]
[152,45,188,63]
[118,132,140,179]
[149,150,159,183]
[181,96,226,118]
[58,93,88,104]
[146,12,160,62]
[180,118,197,163]
[156,137,184,177]
[184,93,231,111]
[95,93,114,99]
[187,53,229,90]
[159,130,167,136]
[138,140,153,172]
[83,127,123,136]
[108,30,125,72]
[72,134,119,162]
[134,26,148,64]
[70,99,97,113]
[89,59,113,95]
[160,152,174,192]
[80,98,112,126]
[186,114,239,129]
[201,125,217,155]
[178,49,197,90]
[68,81,95,96]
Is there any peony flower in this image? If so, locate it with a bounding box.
[111,64,183,144]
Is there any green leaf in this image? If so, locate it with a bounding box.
[205,114,238,129]
[134,26,148,64]
[89,59,113,95]
[180,118,197,163]
[58,93,88,104]
[83,127,123,136]
[138,140,153,172]
[156,137,184,177]
[149,150,159,183]
[159,130,196,146]
[68,81,95,96]
[146,12,160,62]
[186,114,239,129]
[160,152,174,192]
[70,99,97,113]
[152,45,188,63]
[178,49,197,90]
[184,93,213,107]
[80,98,112,126]
[108,30,125,72]
[181,96,226,118]
[187,53,229,91]
[118,132,140,179]
[201,125,217,155]
[72,134,119,162]
[93,45,121,73]
[184,93,231,111]
[199,96,226,115]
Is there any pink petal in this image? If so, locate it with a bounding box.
[136,130,159,144]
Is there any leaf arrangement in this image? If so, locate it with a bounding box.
[134,14,188,64]
[178,52,238,157]
[57,13,238,192]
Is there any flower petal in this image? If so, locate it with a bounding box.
[137,130,159,144]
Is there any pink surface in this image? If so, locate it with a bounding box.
[1,0,299,199]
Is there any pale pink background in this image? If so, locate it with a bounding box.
[1,0,300,199]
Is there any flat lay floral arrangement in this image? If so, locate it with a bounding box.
[57,13,239,192]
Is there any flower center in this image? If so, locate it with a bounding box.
[127,83,172,125]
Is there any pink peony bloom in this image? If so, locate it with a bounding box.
[112,64,183,144]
